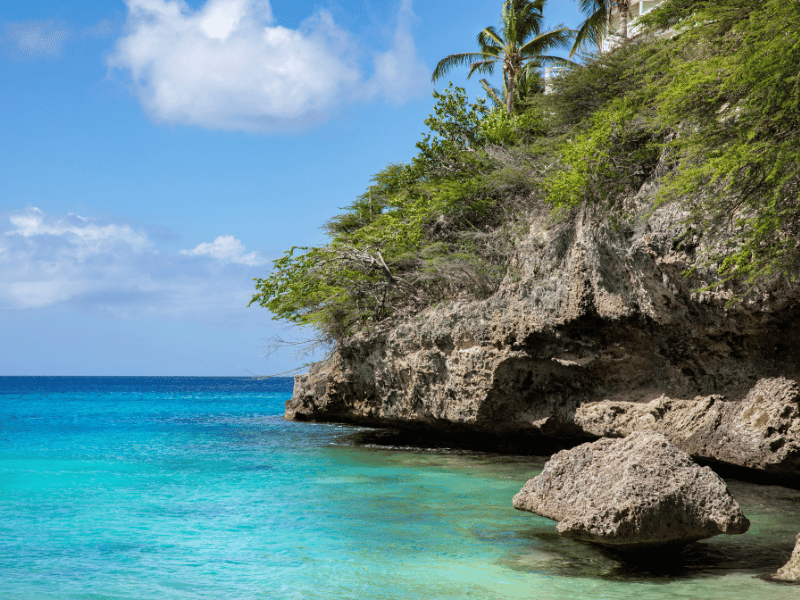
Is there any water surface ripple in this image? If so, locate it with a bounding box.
[1,377,798,599]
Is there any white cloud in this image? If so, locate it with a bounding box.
[0,208,268,325]
[6,279,78,309]
[7,207,151,256]
[108,0,428,132]
[180,234,265,266]
[2,21,72,58]
[1,208,156,308]
[365,0,429,104]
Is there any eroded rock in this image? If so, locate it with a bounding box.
[287,191,800,472]
[512,432,750,549]
[574,378,800,479]
[773,533,800,582]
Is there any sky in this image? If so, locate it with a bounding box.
[0,0,584,376]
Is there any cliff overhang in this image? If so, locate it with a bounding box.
[287,194,800,482]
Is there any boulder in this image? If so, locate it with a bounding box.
[574,377,800,479]
[773,533,800,582]
[512,432,750,549]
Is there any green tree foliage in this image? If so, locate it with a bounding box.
[411,85,492,177]
[253,0,800,350]
[432,0,573,114]
[547,0,800,286]
[250,85,517,346]
[545,97,659,210]
[643,0,800,284]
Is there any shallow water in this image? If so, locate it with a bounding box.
[1,377,798,599]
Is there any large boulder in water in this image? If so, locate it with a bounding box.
[512,432,750,549]
[773,533,800,582]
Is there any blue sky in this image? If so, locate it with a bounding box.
[0,0,584,376]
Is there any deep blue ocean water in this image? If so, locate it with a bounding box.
[1,376,798,599]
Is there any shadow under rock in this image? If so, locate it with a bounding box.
[339,427,588,455]
[508,529,798,583]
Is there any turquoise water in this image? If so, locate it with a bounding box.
[1,377,798,599]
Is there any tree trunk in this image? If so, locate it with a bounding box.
[505,68,515,114]
[618,1,629,39]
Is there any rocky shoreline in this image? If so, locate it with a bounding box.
[287,196,799,479]
[285,191,799,579]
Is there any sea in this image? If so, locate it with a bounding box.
[1,376,798,599]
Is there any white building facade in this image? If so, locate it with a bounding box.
[601,0,666,52]
[544,1,666,93]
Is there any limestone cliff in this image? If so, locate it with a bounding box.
[287,181,800,477]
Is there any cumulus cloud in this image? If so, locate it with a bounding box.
[180,234,265,266]
[1,208,155,308]
[2,21,72,58]
[108,0,428,132]
[0,208,267,325]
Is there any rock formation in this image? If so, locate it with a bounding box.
[288,188,800,476]
[512,432,750,549]
[773,533,800,582]
[574,377,800,479]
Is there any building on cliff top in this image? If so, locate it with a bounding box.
[545,0,666,93]
[601,1,665,52]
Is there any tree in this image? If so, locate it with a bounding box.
[571,1,632,56]
[251,86,509,346]
[432,0,573,115]
[555,0,800,290]
[480,67,544,112]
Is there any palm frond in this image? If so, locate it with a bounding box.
[479,78,503,108]
[512,0,544,39]
[519,26,576,56]
[500,1,515,42]
[528,54,576,67]
[432,52,499,82]
[571,0,609,57]
[467,59,499,79]
[434,0,575,112]
[477,26,505,51]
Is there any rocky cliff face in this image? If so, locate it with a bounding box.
[288,183,800,478]
[575,377,800,479]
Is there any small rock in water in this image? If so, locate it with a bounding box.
[513,431,750,549]
[772,533,800,582]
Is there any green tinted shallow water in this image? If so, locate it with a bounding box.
[1,377,798,599]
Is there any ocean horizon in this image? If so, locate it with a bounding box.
[2,376,798,599]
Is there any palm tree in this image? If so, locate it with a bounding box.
[432,0,573,115]
[571,1,632,56]
[480,68,543,112]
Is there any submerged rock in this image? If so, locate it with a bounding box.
[512,432,750,549]
[574,377,800,480]
[773,533,800,582]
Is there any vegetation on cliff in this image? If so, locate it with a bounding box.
[251,0,800,351]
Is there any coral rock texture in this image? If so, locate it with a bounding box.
[773,533,800,582]
[574,377,800,478]
[512,432,750,548]
[288,197,800,473]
